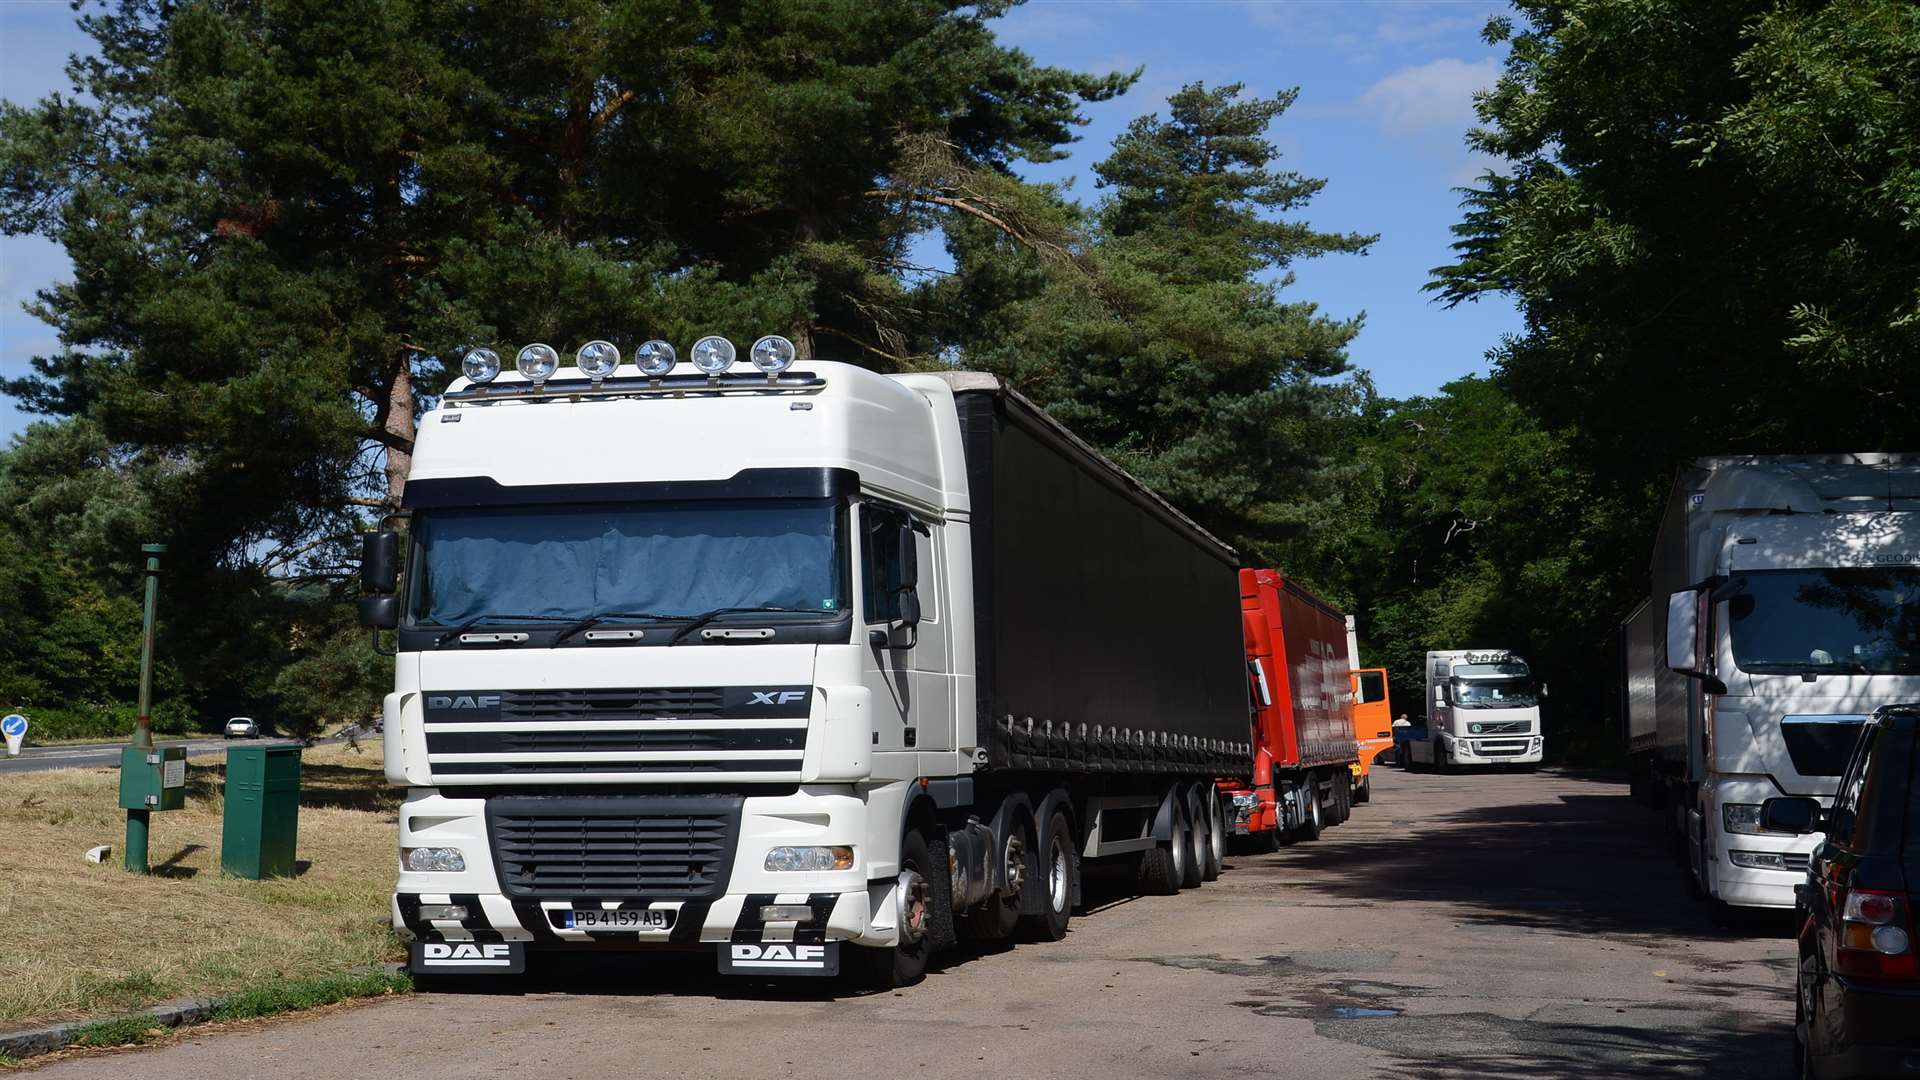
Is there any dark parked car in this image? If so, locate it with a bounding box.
[1764,704,1920,1080]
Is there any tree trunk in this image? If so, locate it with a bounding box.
[383,359,415,504]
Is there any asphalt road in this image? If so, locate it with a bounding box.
[0,735,351,775]
[26,766,1797,1079]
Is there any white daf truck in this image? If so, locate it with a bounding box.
[357,337,1252,985]
[1403,649,1546,770]
[1620,455,1920,913]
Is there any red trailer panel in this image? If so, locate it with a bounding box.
[1231,568,1360,836]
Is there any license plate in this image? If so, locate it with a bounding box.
[562,908,672,931]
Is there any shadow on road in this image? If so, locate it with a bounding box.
[1375,1014,1791,1080]
[1268,772,1795,942]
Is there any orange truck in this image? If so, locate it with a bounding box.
[1344,615,1395,804]
[1221,569,1360,850]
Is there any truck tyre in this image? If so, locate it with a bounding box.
[960,822,1028,943]
[851,827,934,989]
[1295,782,1324,842]
[1354,774,1371,804]
[1136,797,1187,896]
[1199,788,1224,881]
[1331,772,1352,825]
[1017,811,1074,942]
[1178,792,1204,890]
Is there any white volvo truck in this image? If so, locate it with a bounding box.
[1404,649,1546,770]
[358,337,1252,985]
[1621,455,1920,913]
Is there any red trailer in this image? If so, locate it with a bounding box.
[1221,568,1361,848]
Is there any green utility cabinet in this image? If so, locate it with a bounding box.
[119,746,187,811]
[222,743,302,879]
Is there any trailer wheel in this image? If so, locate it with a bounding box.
[1330,772,1352,825]
[851,827,934,988]
[1017,811,1074,942]
[1136,799,1186,896]
[1178,790,1205,890]
[959,822,1028,943]
[1295,781,1324,842]
[1199,787,1224,881]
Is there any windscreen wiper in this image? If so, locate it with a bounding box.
[1742,659,1872,676]
[665,606,828,646]
[432,613,568,647]
[551,610,678,646]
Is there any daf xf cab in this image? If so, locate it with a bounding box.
[1404,650,1546,770]
[1621,455,1920,912]
[359,338,1252,986]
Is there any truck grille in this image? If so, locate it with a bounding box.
[1476,741,1529,756]
[486,796,741,899]
[1469,721,1531,735]
[422,686,813,782]
[1783,853,1810,873]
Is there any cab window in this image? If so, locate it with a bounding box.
[861,504,915,625]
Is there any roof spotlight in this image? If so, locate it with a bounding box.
[635,339,677,377]
[516,343,559,382]
[690,335,736,375]
[462,347,501,385]
[750,335,797,376]
[576,340,620,379]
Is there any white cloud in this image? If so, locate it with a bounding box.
[1358,57,1500,139]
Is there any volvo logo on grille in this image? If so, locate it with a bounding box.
[749,690,808,706]
[428,694,501,710]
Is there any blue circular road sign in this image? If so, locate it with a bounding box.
[2,714,26,737]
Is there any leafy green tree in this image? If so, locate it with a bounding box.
[1432,0,1920,475]
[0,0,1130,734]
[928,82,1374,555]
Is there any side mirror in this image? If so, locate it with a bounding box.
[897,588,921,629]
[1433,686,1446,708]
[358,594,400,630]
[1761,796,1824,836]
[362,531,400,594]
[897,526,919,589]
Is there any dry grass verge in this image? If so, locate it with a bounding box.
[0,741,402,1027]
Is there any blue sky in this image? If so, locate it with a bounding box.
[0,0,1522,441]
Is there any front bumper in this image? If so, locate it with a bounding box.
[1444,735,1543,765]
[393,785,903,957]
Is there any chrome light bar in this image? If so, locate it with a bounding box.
[444,369,825,403]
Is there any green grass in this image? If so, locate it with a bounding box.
[66,1014,168,1049]
[211,969,410,1022]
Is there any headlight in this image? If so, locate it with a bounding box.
[402,847,467,872]
[690,335,736,374]
[516,343,559,382]
[764,845,854,872]
[750,334,797,375]
[1231,793,1259,810]
[461,347,501,384]
[635,339,677,377]
[1722,803,1765,835]
[1729,850,1787,870]
[416,903,469,921]
[575,339,620,378]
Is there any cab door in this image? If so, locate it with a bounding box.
[857,501,951,756]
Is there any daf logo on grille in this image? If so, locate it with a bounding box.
[749,691,808,706]
[428,694,501,709]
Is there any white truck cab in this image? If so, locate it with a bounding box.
[1624,455,1920,911]
[1405,649,1546,770]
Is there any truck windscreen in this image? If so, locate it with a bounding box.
[1728,568,1920,676]
[407,499,845,627]
[1449,674,1539,709]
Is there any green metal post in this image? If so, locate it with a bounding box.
[126,542,165,873]
[126,810,150,874]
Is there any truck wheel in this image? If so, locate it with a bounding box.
[1017,811,1074,942]
[960,824,1027,943]
[851,828,934,988]
[1178,792,1204,890]
[1295,782,1324,842]
[1136,797,1187,896]
[1354,775,1371,805]
[1331,773,1352,825]
[1199,788,1224,881]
